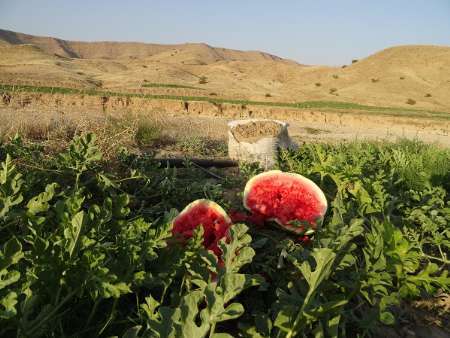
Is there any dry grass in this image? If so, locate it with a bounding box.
[0,108,228,160]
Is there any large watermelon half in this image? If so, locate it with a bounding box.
[243,170,327,234]
[172,199,232,256]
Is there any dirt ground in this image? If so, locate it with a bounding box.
[1,104,449,148]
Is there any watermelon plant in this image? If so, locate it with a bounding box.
[0,134,448,337]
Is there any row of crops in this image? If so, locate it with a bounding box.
[1,134,449,337]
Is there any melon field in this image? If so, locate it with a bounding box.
[0,134,449,337]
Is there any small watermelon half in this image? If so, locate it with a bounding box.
[243,170,327,234]
[172,199,232,256]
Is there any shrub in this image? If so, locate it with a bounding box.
[198,76,208,84]
[425,93,432,97]
[400,76,405,80]
[315,82,321,87]
[332,74,339,79]
[371,78,380,83]
[304,127,330,135]
[406,98,416,105]
[329,88,338,95]
[342,65,347,68]
[178,136,227,156]
[351,59,358,64]
[86,78,103,88]
[135,121,162,146]
[265,93,272,98]
[209,92,217,96]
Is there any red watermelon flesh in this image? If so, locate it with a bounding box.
[243,170,327,233]
[172,199,232,256]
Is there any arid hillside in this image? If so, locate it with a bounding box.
[0,28,287,62]
[1,28,449,110]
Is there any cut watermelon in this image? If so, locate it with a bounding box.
[243,170,327,234]
[172,199,232,256]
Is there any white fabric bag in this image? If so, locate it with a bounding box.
[228,119,295,169]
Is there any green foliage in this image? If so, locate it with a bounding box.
[129,224,261,338]
[135,121,162,146]
[178,136,227,157]
[0,135,449,337]
[141,83,201,90]
[0,238,24,320]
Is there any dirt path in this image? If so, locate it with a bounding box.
[159,114,450,146]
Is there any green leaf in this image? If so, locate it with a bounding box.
[215,302,244,321]
[66,210,85,258]
[122,326,143,338]
[212,334,234,338]
[299,248,336,292]
[0,291,18,319]
[219,223,254,273]
[26,183,58,215]
[379,311,395,325]
[0,154,24,219]
[0,270,20,289]
[0,237,24,270]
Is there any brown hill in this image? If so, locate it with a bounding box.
[1,29,449,111]
[0,28,288,63]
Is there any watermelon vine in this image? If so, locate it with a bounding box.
[0,134,449,337]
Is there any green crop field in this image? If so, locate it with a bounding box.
[1,133,449,337]
[141,83,203,90]
[1,83,449,120]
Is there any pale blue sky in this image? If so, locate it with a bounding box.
[1,0,449,65]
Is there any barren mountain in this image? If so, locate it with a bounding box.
[1,28,449,110]
[0,28,287,62]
